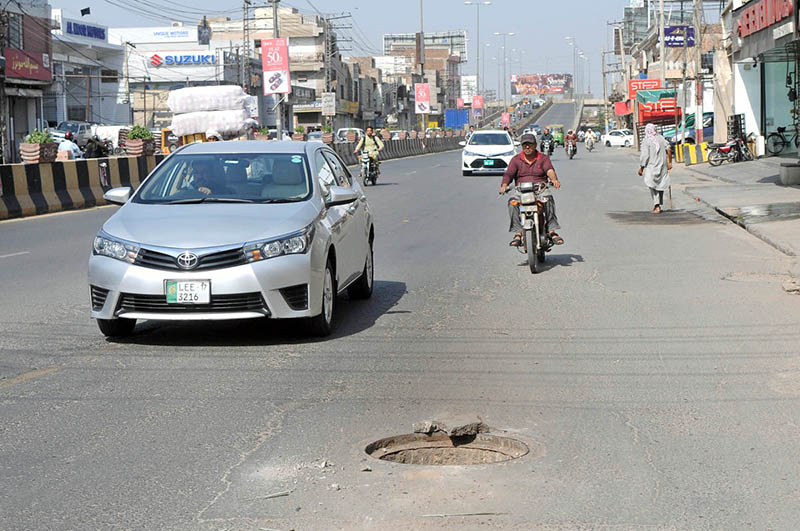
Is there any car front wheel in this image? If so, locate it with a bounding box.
[310,258,336,336]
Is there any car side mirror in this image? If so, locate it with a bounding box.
[103,186,132,205]
[458,141,466,147]
[325,186,359,207]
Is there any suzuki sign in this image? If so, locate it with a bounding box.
[150,54,217,67]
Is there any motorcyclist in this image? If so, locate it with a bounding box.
[354,126,384,175]
[58,131,83,160]
[565,129,578,155]
[585,128,596,149]
[83,135,108,159]
[499,133,564,247]
[539,127,555,156]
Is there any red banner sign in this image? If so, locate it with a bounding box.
[415,83,431,114]
[628,79,662,100]
[472,95,484,109]
[4,49,51,81]
[261,38,290,95]
[501,112,511,128]
[737,0,793,38]
[457,97,464,109]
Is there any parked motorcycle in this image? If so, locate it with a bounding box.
[707,138,754,166]
[508,182,553,274]
[359,151,379,186]
[567,142,576,159]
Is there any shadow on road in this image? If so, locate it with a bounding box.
[517,253,584,270]
[111,280,408,347]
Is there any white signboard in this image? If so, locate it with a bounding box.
[322,92,336,116]
[108,26,198,45]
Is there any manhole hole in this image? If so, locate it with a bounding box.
[365,433,529,466]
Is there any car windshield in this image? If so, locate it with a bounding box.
[468,133,511,146]
[57,122,81,133]
[133,153,312,204]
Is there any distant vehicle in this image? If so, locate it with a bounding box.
[460,129,518,176]
[534,98,546,106]
[601,129,634,147]
[663,112,714,145]
[425,127,443,138]
[548,124,564,146]
[530,124,542,136]
[335,128,364,143]
[51,121,92,147]
[306,131,324,142]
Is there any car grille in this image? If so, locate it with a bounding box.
[279,284,308,311]
[116,292,267,314]
[134,247,246,271]
[470,158,508,169]
[90,285,109,311]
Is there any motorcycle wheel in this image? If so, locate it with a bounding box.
[525,229,540,274]
[708,149,725,167]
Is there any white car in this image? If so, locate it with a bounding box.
[460,130,518,176]
[602,129,634,148]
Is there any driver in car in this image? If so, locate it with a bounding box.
[191,160,230,196]
[499,133,563,247]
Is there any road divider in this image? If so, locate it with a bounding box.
[332,136,465,167]
[0,155,166,220]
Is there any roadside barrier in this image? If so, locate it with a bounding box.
[673,143,685,163]
[682,142,709,166]
[0,155,165,220]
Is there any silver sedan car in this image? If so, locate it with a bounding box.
[88,141,374,337]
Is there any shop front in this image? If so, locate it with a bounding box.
[732,0,799,154]
[4,48,52,162]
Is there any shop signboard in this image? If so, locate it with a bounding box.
[415,83,431,114]
[321,92,336,116]
[261,38,291,95]
[628,78,661,100]
[737,0,793,38]
[457,97,464,109]
[733,0,796,60]
[4,49,51,81]
[109,26,198,44]
[472,95,484,109]
[63,19,107,41]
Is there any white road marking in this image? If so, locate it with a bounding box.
[0,251,30,259]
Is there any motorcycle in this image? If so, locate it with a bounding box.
[586,135,595,152]
[707,138,754,166]
[359,151,379,186]
[541,139,554,157]
[508,182,553,274]
[567,142,576,159]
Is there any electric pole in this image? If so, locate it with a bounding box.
[602,48,609,134]
[272,0,282,139]
[242,0,251,94]
[693,0,703,143]
[659,0,665,83]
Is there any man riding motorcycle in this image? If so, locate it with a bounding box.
[585,128,596,150]
[539,128,555,156]
[354,126,384,175]
[565,129,578,156]
[500,133,564,248]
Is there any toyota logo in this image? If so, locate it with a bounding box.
[176,251,199,270]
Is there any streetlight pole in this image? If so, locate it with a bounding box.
[464,2,491,97]
[566,36,577,98]
[494,32,514,107]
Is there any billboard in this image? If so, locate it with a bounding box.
[664,25,695,47]
[262,38,290,95]
[415,83,431,114]
[510,73,573,95]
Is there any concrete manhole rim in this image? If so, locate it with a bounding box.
[364,432,531,466]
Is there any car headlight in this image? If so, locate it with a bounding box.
[497,150,516,157]
[93,230,139,263]
[463,150,481,157]
[244,226,314,263]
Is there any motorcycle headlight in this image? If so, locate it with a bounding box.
[92,230,139,263]
[463,150,481,157]
[244,226,315,263]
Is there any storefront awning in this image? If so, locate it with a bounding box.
[5,87,43,97]
[636,89,677,104]
[614,101,632,116]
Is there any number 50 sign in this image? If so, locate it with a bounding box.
[262,38,291,95]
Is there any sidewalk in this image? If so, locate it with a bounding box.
[676,155,800,256]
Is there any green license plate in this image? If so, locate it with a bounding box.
[166,280,210,304]
[484,159,495,167]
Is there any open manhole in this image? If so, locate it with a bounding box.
[365,433,529,466]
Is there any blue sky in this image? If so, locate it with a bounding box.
[52,0,631,96]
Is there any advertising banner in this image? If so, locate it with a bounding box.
[472,95,484,109]
[415,83,431,114]
[628,78,662,100]
[261,38,291,95]
[457,97,464,109]
[664,26,695,47]
[501,112,511,128]
[510,73,572,95]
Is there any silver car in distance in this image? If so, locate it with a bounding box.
[88,141,375,338]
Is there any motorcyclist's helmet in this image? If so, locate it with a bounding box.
[64,131,73,140]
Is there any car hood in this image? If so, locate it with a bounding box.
[103,201,321,248]
[463,144,516,157]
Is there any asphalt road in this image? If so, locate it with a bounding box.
[532,102,578,132]
[2,144,800,530]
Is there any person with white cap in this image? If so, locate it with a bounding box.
[205,129,222,142]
